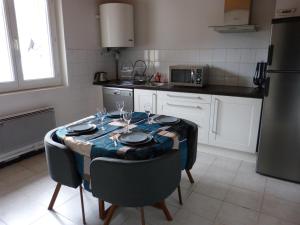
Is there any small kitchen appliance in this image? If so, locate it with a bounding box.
[169,65,209,87]
[94,72,108,83]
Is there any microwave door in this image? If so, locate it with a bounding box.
[171,69,192,84]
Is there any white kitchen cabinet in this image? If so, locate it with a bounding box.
[134,89,157,113]
[157,91,211,144]
[209,95,262,153]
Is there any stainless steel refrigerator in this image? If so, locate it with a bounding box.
[256,16,300,183]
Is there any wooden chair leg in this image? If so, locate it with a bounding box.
[140,207,145,225]
[79,186,86,224]
[185,169,194,183]
[48,183,61,210]
[177,185,183,205]
[99,199,106,220]
[103,205,118,225]
[159,201,173,221]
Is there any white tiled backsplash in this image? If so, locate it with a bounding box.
[119,48,268,87]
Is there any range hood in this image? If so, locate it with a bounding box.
[209,0,258,33]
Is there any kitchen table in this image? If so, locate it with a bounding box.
[55,112,193,191]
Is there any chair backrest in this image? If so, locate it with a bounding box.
[44,128,82,188]
[90,150,181,207]
[182,119,198,170]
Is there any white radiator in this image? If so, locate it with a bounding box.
[0,107,56,162]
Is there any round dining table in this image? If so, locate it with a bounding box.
[55,112,192,191]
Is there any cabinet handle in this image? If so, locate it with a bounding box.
[166,94,202,100]
[167,102,202,109]
[152,93,157,113]
[212,98,219,134]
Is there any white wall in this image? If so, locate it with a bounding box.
[118,0,276,87]
[0,0,115,126]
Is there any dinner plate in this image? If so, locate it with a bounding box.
[119,131,149,143]
[107,111,124,118]
[67,123,97,133]
[118,132,152,146]
[154,116,180,124]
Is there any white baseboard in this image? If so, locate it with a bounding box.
[198,144,257,163]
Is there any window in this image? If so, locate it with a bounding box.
[0,0,62,93]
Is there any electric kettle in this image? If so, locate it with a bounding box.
[94,72,108,83]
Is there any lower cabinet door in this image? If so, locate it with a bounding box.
[209,95,262,153]
[134,89,157,113]
[157,98,211,144]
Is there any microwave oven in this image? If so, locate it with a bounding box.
[169,65,209,87]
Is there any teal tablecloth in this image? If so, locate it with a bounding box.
[56,112,190,190]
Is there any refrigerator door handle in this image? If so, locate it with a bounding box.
[267,45,274,66]
[264,77,270,97]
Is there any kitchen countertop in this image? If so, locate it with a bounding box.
[94,80,264,99]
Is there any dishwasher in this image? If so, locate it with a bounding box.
[103,87,134,112]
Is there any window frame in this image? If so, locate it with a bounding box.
[0,0,63,93]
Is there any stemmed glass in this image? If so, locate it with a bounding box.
[116,101,125,119]
[144,103,152,124]
[123,111,133,133]
[97,107,107,130]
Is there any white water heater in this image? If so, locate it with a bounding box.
[99,3,134,48]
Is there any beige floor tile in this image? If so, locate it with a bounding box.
[30,211,77,225]
[190,162,211,178]
[144,204,179,225]
[258,213,297,225]
[180,172,198,189]
[0,164,35,187]
[18,173,78,208]
[265,178,300,204]
[238,161,256,174]
[18,153,48,174]
[194,177,230,200]
[170,208,213,225]
[210,157,241,173]
[215,202,259,225]
[183,192,222,221]
[56,191,128,225]
[1,152,300,225]
[166,185,192,207]
[0,182,7,197]
[262,194,300,225]
[202,166,236,184]
[0,192,47,225]
[195,152,217,166]
[224,186,263,211]
[232,171,266,193]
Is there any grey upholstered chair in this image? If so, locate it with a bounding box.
[182,119,198,184]
[90,150,181,225]
[44,129,86,224]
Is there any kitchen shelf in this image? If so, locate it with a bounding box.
[209,24,258,33]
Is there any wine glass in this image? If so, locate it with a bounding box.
[123,111,133,133]
[97,107,107,130]
[109,132,118,147]
[144,103,152,124]
[116,101,125,119]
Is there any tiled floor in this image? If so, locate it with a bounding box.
[0,152,300,225]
